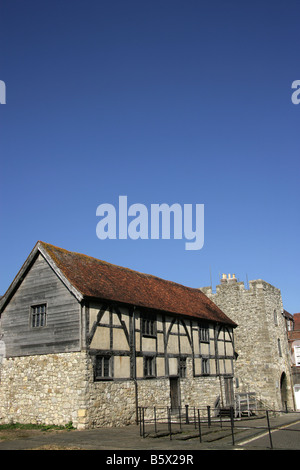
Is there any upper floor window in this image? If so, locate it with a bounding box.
[31,304,47,328]
[199,323,209,343]
[141,314,156,337]
[274,310,278,326]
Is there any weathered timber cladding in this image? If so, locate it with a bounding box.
[1,254,81,357]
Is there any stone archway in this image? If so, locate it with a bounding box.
[280,372,288,410]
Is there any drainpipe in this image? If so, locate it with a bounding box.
[132,306,139,424]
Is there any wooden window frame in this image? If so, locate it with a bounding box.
[201,357,210,375]
[178,356,187,378]
[143,355,156,378]
[199,323,209,343]
[94,354,112,380]
[31,303,47,328]
[141,313,157,338]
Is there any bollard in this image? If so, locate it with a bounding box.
[207,405,211,427]
[185,404,189,424]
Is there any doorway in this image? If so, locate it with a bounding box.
[224,377,234,406]
[170,378,180,409]
[294,385,300,410]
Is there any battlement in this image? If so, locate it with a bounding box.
[201,274,281,297]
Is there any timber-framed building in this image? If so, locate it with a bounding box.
[0,242,237,428]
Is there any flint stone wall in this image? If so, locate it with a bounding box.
[0,354,226,429]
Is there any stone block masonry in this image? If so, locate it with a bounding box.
[0,353,228,429]
[201,277,294,410]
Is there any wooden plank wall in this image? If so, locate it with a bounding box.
[1,253,81,357]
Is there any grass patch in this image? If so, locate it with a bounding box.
[0,421,75,432]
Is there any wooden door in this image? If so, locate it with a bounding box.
[224,377,234,406]
[170,378,180,409]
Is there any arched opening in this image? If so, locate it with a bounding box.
[280,372,288,410]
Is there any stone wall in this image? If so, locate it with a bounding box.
[0,352,90,429]
[0,353,234,429]
[83,355,227,427]
[201,278,294,410]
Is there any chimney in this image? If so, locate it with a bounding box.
[221,274,227,284]
[228,273,237,284]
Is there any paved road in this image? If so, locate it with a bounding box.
[0,412,299,451]
[239,420,300,450]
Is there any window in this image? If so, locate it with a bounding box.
[202,357,209,375]
[295,346,300,366]
[179,357,187,378]
[144,356,155,377]
[95,355,111,379]
[278,338,282,357]
[274,310,278,326]
[141,314,156,337]
[199,323,209,343]
[31,304,47,328]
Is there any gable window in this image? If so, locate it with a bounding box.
[31,304,47,328]
[199,323,209,343]
[95,355,111,380]
[141,314,156,337]
[179,357,187,378]
[144,356,155,378]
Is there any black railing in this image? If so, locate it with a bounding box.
[138,405,300,448]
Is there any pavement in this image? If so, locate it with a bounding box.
[0,412,299,452]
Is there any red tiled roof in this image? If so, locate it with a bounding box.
[40,242,237,327]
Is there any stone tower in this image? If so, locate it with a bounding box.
[200,275,294,411]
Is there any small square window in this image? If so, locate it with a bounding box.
[31,304,47,328]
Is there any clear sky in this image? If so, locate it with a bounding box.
[0,1,299,313]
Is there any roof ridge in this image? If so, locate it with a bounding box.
[39,241,206,293]
[37,241,236,326]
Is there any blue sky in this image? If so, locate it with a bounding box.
[0,1,299,313]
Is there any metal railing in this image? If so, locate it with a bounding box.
[138,405,300,448]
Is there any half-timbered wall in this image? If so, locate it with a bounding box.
[86,300,235,382]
